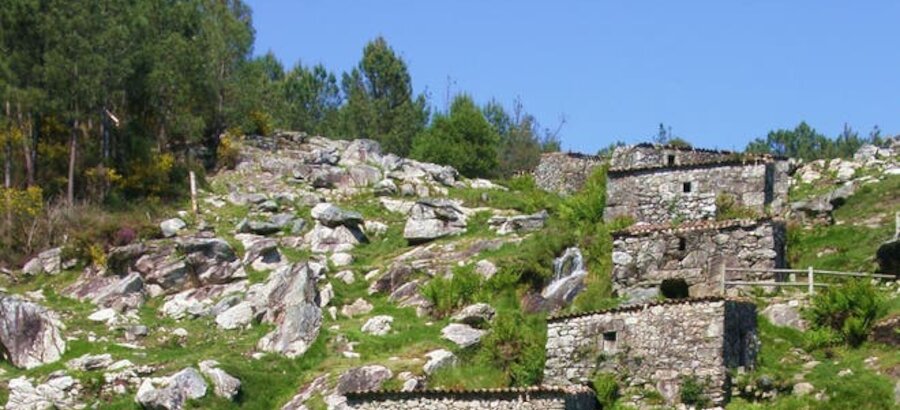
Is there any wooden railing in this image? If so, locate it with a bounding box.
[722,266,895,295]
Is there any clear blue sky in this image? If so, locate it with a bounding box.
[246,1,900,154]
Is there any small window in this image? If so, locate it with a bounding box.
[667,154,676,166]
[683,182,692,193]
[678,237,687,251]
[603,331,617,342]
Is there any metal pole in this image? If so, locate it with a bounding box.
[808,266,814,295]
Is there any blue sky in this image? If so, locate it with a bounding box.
[246,1,900,154]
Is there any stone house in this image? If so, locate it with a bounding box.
[534,152,604,195]
[611,218,787,302]
[544,297,758,407]
[344,385,597,410]
[604,145,790,225]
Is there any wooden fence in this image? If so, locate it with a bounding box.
[722,266,895,295]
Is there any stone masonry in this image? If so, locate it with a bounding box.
[605,159,791,224]
[344,386,597,410]
[534,152,604,195]
[545,298,758,407]
[609,143,741,170]
[612,219,787,302]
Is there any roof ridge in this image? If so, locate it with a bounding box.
[612,217,783,237]
[345,384,595,398]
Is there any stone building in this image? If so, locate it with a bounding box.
[534,152,604,195]
[605,146,790,224]
[344,386,597,410]
[612,218,787,302]
[545,297,758,407]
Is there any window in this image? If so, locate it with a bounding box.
[603,331,617,342]
[683,182,692,193]
[678,237,687,251]
[602,331,618,353]
[667,154,676,166]
[660,278,690,299]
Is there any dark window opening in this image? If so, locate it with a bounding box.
[667,154,676,166]
[678,237,687,251]
[660,278,690,299]
[683,182,692,193]
[603,331,617,342]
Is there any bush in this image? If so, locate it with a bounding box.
[680,376,710,407]
[592,372,619,407]
[217,132,242,170]
[806,279,887,347]
[715,193,760,220]
[802,327,842,350]
[475,311,546,386]
[421,265,484,318]
[559,166,607,226]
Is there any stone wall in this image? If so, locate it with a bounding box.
[534,152,604,195]
[610,144,739,170]
[344,386,597,410]
[611,219,787,302]
[605,160,790,224]
[544,298,758,407]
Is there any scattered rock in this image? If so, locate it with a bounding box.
[334,365,393,395]
[762,301,807,331]
[7,374,82,410]
[361,315,393,336]
[870,315,899,346]
[423,349,457,375]
[373,179,398,196]
[199,360,241,400]
[22,248,66,276]
[0,295,66,369]
[341,298,374,318]
[403,199,468,243]
[135,367,207,409]
[440,323,485,348]
[488,210,548,235]
[160,218,187,238]
[331,252,354,267]
[335,270,355,284]
[451,303,496,327]
[310,203,363,228]
[792,382,815,396]
[254,263,323,358]
[66,353,114,372]
[474,260,498,280]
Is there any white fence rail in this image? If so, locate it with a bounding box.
[722,266,895,295]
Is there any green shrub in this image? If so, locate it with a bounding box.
[679,376,710,407]
[559,165,607,225]
[592,372,620,407]
[475,311,546,386]
[421,264,484,318]
[806,279,887,346]
[802,327,842,351]
[715,193,760,220]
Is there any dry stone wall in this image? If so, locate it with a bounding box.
[605,160,790,224]
[344,386,597,410]
[534,152,604,195]
[610,144,740,169]
[544,298,758,407]
[612,219,787,301]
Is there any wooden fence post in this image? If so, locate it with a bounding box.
[189,171,198,215]
[807,266,814,295]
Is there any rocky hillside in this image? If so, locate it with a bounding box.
[0,133,897,410]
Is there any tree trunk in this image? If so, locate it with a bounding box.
[22,113,34,187]
[4,101,10,189]
[67,119,78,206]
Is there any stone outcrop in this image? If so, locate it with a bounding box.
[0,295,66,369]
[135,367,208,409]
[22,247,68,276]
[6,373,83,410]
[534,152,604,195]
[544,298,758,407]
[335,365,393,395]
[441,323,485,348]
[253,263,323,358]
[199,360,241,400]
[403,199,468,243]
[488,210,548,235]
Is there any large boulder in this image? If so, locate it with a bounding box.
[451,303,496,327]
[440,323,485,348]
[339,139,382,167]
[63,268,145,311]
[423,349,457,375]
[199,360,241,400]
[762,301,807,331]
[403,199,468,243]
[6,374,83,410]
[361,315,393,336]
[304,223,367,254]
[368,264,416,295]
[253,263,323,358]
[0,295,66,369]
[159,218,187,238]
[488,210,548,235]
[334,365,393,395]
[135,367,207,410]
[310,203,363,228]
[22,247,67,276]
